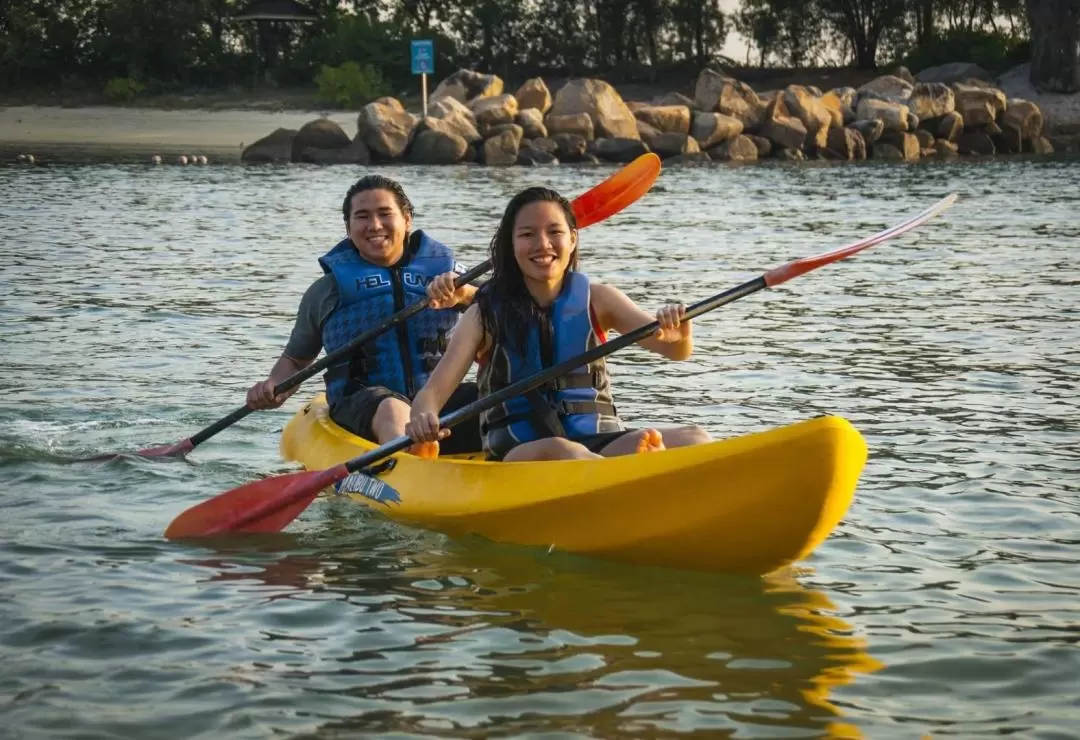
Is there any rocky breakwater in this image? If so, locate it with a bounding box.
[240,65,1057,167]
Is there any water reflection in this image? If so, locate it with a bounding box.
[184,527,882,737]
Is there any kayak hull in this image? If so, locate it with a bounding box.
[279,394,867,575]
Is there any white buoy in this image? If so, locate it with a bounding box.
[151,155,162,165]
[198,155,208,165]
[16,154,26,162]
[25,154,35,164]
[178,155,188,165]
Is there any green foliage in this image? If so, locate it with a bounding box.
[314,61,389,107]
[103,76,145,102]
[899,28,1029,73]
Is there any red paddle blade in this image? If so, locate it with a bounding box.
[74,438,195,463]
[164,465,348,539]
[765,193,958,288]
[573,153,660,228]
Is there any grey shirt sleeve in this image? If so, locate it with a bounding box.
[284,274,339,360]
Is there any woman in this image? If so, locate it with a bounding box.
[409,186,711,462]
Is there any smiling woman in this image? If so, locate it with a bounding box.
[244,174,485,457]
[405,185,713,463]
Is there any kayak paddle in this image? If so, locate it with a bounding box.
[91,153,662,462]
[164,192,957,539]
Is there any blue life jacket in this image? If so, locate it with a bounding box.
[477,271,623,459]
[319,230,461,402]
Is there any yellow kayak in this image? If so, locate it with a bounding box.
[279,393,868,576]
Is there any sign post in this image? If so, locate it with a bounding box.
[410,40,434,118]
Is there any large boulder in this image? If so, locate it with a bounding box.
[241,128,296,163]
[483,128,522,166]
[708,135,758,162]
[649,132,699,159]
[431,69,503,104]
[952,83,1007,126]
[471,93,519,131]
[907,82,955,120]
[595,137,650,163]
[691,112,743,149]
[427,98,482,143]
[916,62,993,85]
[694,69,766,132]
[291,119,350,161]
[549,78,639,139]
[515,77,552,114]
[633,105,691,134]
[357,98,417,160]
[407,127,469,165]
[546,112,595,140]
[758,96,807,151]
[516,108,548,139]
[298,134,371,165]
[783,85,832,151]
[856,98,911,133]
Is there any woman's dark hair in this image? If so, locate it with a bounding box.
[476,187,579,356]
[341,175,414,222]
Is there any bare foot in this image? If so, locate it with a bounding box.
[636,429,665,454]
[409,441,440,459]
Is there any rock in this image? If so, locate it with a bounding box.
[995,124,1022,153]
[471,93,519,131]
[407,128,468,164]
[857,75,914,104]
[997,63,1080,144]
[595,137,650,163]
[856,98,910,133]
[908,82,955,120]
[515,77,552,114]
[357,98,417,160]
[893,65,915,84]
[708,135,758,161]
[516,108,547,139]
[691,112,743,149]
[952,83,1007,127]
[934,139,959,157]
[552,132,588,162]
[916,62,993,85]
[241,127,296,163]
[747,135,772,157]
[878,131,920,160]
[291,119,350,161]
[872,143,905,161]
[483,129,521,166]
[1003,99,1044,140]
[1031,136,1054,154]
[633,105,691,134]
[529,137,558,155]
[549,78,639,139]
[774,147,805,161]
[431,69,503,104]
[429,99,482,143]
[936,111,964,142]
[914,129,935,149]
[692,68,730,111]
[636,119,661,148]
[649,132,699,159]
[849,119,885,145]
[979,120,1003,136]
[719,79,766,132]
[517,144,559,165]
[823,127,862,160]
[819,90,847,128]
[759,97,807,151]
[783,85,832,151]
[298,134,370,165]
[651,91,695,107]
[546,112,595,140]
[957,131,996,155]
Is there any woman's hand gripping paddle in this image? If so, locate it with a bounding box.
[88,153,662,463]
[164,193,957,539]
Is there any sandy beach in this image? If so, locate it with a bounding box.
[0,106,359,162]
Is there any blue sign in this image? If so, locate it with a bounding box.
[411,40,434,75]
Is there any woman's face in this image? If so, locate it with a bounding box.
[511,201,577,285]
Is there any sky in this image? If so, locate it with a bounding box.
[718,0,753,63]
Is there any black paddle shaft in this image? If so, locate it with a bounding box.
[343,275,769,474]
[187,260,493,448]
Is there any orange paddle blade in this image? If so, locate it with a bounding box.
[572,153,660,228]
[164,465,347,539]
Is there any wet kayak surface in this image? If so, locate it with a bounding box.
[2,158,1078,738]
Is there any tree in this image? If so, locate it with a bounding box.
[1026,0,1080,92]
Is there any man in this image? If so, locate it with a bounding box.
[246,174,481,455]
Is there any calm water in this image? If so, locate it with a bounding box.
[2,157,1078,739]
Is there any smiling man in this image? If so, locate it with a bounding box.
[246,175,482,456]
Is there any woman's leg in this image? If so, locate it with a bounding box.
[502,437,600,462]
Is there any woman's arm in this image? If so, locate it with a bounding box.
[407,305,487,442]
[590,282,693,361]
